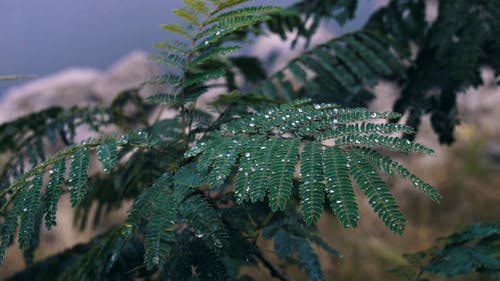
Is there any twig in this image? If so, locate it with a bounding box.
[253,250,297,281]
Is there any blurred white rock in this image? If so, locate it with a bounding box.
[0,50,160,123]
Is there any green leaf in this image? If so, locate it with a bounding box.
[161,23,193,39]
[351,147,441,202]
[199,14,271,39]
[123,173,172,237]
[300,142,325,225]
[184,69,226,87]
[180,195,229,251]
[0,190,24,265]
[208,6,282,24]
[19,173,43,248]
[206,136,248,189]
[295,236,326,281]
[349,152,406,234]
[234,136,266,203]
[268,138,299,211]
[213,0,252,14]
[96,140,118,173]
[44,159,66,230]
[144,188,176,270]
[190,45,241,67]
[183,0,210,15]
[68,147,91,207]
[173,7,200,25]
[323,146,358,228]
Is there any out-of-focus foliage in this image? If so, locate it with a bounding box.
[394,222,500,280]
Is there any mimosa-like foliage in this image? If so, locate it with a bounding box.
[1,0,498,280]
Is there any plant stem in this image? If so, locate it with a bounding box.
[253,250,296,281]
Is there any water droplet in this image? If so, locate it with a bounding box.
[152,256,160,265]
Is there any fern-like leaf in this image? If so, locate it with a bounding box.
[68,147,91,207]
[18,173,43,248]
[350,147,442,202]
[123,173,172,237]
[144,188,176,270]
[349,152,406,234]
[300,142,325,225]
[268,138,300,211]
[256,32,405,104]
[43,159,66,230]
[96,140,118,173]
[295,236,326,281]
[179,194,229,251]
[233,136,266,203]
[206,136,248,189]
[323,146,358,228]
[0,191,23,265]
[188,100,437,232]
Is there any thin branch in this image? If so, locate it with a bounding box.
[253,250,297,281]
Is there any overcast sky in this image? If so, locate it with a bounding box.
[0,0,377,94]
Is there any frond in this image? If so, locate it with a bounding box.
[184,0,210,15]
[68,147,91,207]
[144,187,176,270]
[43,159,65,230]
[207,6,281,24]
[299,142,325,225]
[189,45,241,67]
[404,222,500,278]
[262,218,332,281]
[254,31,405,105]
[179,194,230,251]
[18,173,43,248]
[123,173,172,238]
[173,7,201,25]
[323,146,358,228]
[204,136,248,189]
[0,188,23,265]
[295,236,326,281]
[96,140,118,173]
[268,138,300,211]
[160,23,194,39]
[350,147,442,202]
[187,99,438,233]
[349,152,406,234]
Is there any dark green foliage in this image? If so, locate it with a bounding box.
[188,100,437,231]
[68,147,91,207]
[366,0,500,144]
[323,146,358,228]
[395,222,500,280]
[254,32,404,106]
[144,187,176,270]
[6,0,495,279]
[179,195,229,251]
[18,173,43,248]
[263,217,340,281]
[300,142,325,225]
[349,152,406,234]
[96,140,118,173]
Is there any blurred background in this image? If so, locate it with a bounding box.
[1,0,499,280]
